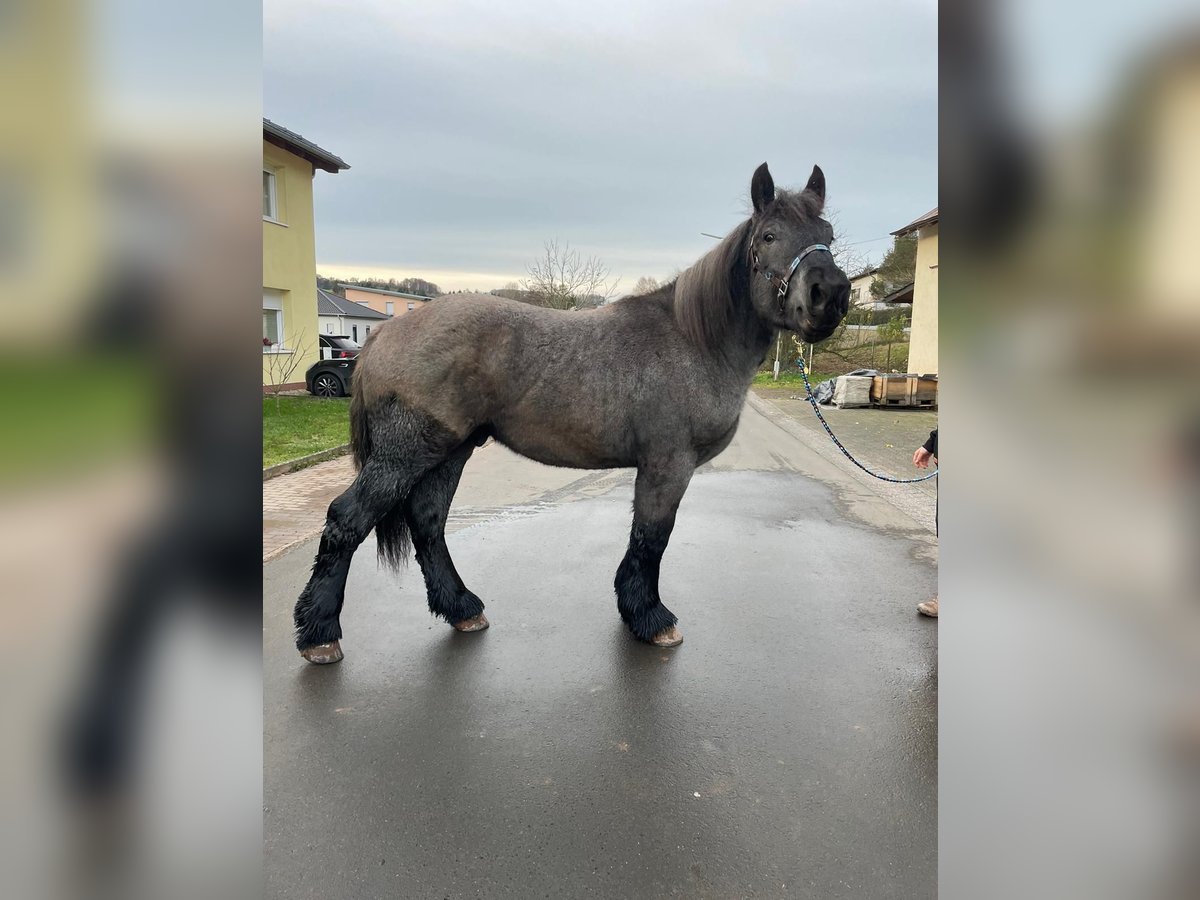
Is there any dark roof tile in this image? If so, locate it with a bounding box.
[264,119,349,173]
[317,288,391,319]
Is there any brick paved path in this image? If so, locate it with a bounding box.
[262,454,356,561]
[261,443,604,562]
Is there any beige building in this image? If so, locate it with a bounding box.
[891,207,938,374]
[340,284,434,318]
[848,267,880,308]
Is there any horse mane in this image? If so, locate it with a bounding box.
[674,218,752,350]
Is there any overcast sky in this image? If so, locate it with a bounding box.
[264,0,937,293]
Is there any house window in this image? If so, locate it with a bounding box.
[263,290,285,350]
[351,324,358,342]
[326,323,334,333]
[385,301,394,315]
[365,325,371,335]
[263,167,278,220]
[407,302,415,311]
[850,288,861,305]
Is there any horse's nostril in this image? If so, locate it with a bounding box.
[809,283,824,309]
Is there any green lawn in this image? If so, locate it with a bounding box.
[263,396,351,468]
[751,370,835,389]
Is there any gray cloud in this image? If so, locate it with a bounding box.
[265,0,936,289]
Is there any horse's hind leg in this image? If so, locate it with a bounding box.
[294,454,431,663]
[404,443,488,631]
[615,455,696,647]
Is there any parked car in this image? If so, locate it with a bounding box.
[318,334,360,360]
[306,356,355,397]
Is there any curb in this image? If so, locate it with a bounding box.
[263,444,351,482]
[264,532,323,563]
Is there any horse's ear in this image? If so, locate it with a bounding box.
[804,164,826,207]
[751,162,775,214]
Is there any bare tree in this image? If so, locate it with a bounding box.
[264,333,314,413]
[824,208,873,284]
[522,239,621,310]
[491,281,528,302]
[630,276,661,296]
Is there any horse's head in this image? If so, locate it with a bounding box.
[746,162,850,343]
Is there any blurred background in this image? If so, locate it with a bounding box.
[942,1,1199,898]
[0,0,1196,898]
[0,1,262,899]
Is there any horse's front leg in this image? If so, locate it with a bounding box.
[615,455,696,647]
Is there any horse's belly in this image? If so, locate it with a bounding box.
[494,431,632,470]
[491,416,634,470]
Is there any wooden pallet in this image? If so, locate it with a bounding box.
[876,396,937,408]
[870,375,938,407]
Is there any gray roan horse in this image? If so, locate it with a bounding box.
[294,163,850,664]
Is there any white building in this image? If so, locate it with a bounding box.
[317,287,391,344]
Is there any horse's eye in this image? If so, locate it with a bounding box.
[763,233,775,243]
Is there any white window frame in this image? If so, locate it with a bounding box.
[263,290,289,353]
[385,301,394,315]
[407,302,415,311]
[263,166,281,223]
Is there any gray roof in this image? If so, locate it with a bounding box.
[264,119,349,173]
[891,207,938,236]
[338,284,434,301]
[317,288,391,319]
[849,266,880,281]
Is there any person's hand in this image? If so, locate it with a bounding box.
[913,447,935,469]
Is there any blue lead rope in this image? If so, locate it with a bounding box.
[795,359,939,484]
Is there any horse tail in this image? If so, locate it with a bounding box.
[349,383,371,471]
[348,339,412,571]
[351,389,412,571]
[374,504,411,572]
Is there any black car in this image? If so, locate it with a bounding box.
[306,336,360,397]
[318,334,360,360]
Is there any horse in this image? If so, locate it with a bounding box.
[294,162,850,664]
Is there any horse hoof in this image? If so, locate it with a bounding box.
[453,613,489,633]
[300,641,343,664]
[650,625,683,647]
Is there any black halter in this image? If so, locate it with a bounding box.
[751,243,832,303]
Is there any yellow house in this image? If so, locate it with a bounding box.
[263,119,348,387]
[891,207,938,374]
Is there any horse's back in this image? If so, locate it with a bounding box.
[355,293,608,431]
[353,289,735,467]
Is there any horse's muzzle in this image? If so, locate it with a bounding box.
[804,274,850,322]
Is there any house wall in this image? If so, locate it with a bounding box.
[848,273,879,307]
[906,223,939,375]
[263,140,321,386]
[318,315,345,336]
[343,287,429,317]
[318,314,382,344]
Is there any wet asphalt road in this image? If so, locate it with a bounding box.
[264,398,938,898]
